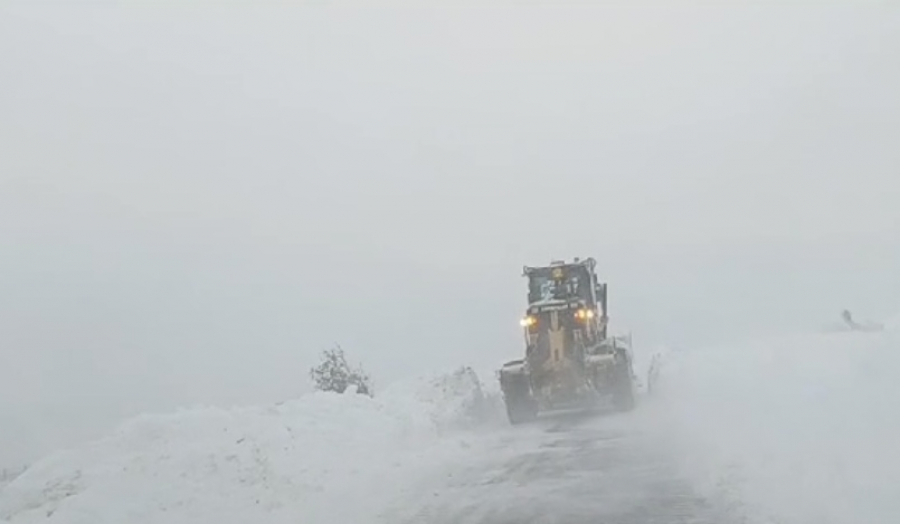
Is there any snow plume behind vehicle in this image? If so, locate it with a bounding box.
[647,321,900,524]
[0,367,500,524]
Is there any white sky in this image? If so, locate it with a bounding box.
[2,1,899,466]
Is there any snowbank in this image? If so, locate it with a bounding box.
[0,368,497,524]
[0,469,24,493]
[379,366,505,432]
[649,324,900,524]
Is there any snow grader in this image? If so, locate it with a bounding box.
[498,258,636,424]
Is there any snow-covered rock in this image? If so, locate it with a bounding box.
[0,369,495,524]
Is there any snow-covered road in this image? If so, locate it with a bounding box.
[386,406,738,524]
[388,324,900,524]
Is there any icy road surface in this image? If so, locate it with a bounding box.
[385,407,739,524]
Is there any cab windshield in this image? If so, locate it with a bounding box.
[527,266,591,304]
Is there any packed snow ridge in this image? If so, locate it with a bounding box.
[0,367,501,524]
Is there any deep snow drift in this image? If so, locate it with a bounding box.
[648,323,900,524]
[0,367,500,524]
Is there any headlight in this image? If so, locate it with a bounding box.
[520,316,536,327]
[575,309,596,320]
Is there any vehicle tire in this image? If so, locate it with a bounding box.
[612,365,636,412]
[506,403,537,426]
[505,396,537,424]
[612,386,635,412]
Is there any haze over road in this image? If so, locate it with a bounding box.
[386,406,738,524]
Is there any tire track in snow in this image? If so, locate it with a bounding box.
[384,408,742,524]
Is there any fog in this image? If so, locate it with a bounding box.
[2,2,898,468]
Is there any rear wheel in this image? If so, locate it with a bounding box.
[612,385,635,411]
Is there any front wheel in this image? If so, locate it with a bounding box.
[611,365,636,412]
[502,383,538,424]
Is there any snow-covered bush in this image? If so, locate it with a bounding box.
[309,346,372,396]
